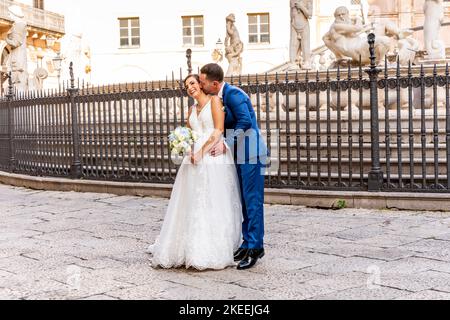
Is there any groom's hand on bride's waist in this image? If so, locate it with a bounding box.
[210,142,227,157]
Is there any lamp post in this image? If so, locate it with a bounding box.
[52,52,63,85]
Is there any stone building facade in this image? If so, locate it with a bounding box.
[6,0,450,87]
[0,0,64,92]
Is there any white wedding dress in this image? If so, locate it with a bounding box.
[147,99,242,270]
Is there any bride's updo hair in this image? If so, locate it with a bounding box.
[183,74,200,88]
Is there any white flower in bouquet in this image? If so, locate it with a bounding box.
[169,126,197,156]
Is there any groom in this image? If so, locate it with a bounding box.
[200,63,267,270]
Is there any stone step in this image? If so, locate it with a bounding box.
[277,142,449,158]
[76,166,450,185]
[35,111,450,132]
[15,141,450,163]
[15,126,450,143]
[15,149,448,176]
[14,161,448,186]
[58,164,450,182]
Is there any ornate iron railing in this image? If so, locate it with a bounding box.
[1,35,450,192]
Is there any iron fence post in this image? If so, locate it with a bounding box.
[68,62,82,179]
[6,73,15,172]
[365,33,384,191]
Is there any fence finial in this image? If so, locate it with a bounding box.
[368,33,376,69]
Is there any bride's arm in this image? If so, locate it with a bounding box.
[191,96,224,164]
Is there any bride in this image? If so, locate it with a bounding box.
[147,74,242,270]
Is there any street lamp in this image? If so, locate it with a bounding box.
[52,52,63,85]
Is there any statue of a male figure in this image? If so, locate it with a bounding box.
[290,0,313,69]
[224,14,244,77]
[424,0,445,60]
[322,6,390,66]
[4,5,28,92]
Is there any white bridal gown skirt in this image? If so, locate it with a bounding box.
[147,135,243,270]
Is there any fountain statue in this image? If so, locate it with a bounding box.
[3,5,28,92]
[289,0,313,69]
[322,6,390,66]
[322,6,422,67]
[373,21,419,66]
[224,14,244,77]
[424,0,445,60]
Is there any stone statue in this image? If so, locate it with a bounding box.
[359,0,369,26]
[424,0,445,60]
[224,14,243,77]
[322,6,390,66]
[397,37,420,66]
[29,67,48,91]
[4,5,28,92]
[373,21,419,66]
[289,0,312,69]
[60,33,91,83]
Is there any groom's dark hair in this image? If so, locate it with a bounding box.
[200,63,224,82]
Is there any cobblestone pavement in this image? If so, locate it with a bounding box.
[1,184,450,300]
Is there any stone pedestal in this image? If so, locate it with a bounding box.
[417,59,450,66]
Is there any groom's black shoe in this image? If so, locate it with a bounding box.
[234,248,249,262]
[237,248,265,270]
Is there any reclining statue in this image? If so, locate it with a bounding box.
[322,6,391,66]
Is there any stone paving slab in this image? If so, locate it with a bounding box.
[394,290,450,300]
[309,285,407,300]
[1,183,450,300]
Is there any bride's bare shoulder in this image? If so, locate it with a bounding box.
[210,95,222,106]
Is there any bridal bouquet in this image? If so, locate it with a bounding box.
[169,126,198,156]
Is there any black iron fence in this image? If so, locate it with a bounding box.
[1,34,450,192]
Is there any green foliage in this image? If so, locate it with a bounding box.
[335,199,347,210]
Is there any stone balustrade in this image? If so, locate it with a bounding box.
[0,0,64,35]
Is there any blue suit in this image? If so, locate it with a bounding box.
[222,83,267,250]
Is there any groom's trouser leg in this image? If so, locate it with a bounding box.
[239,162,265,249]
[237,165,249,249]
